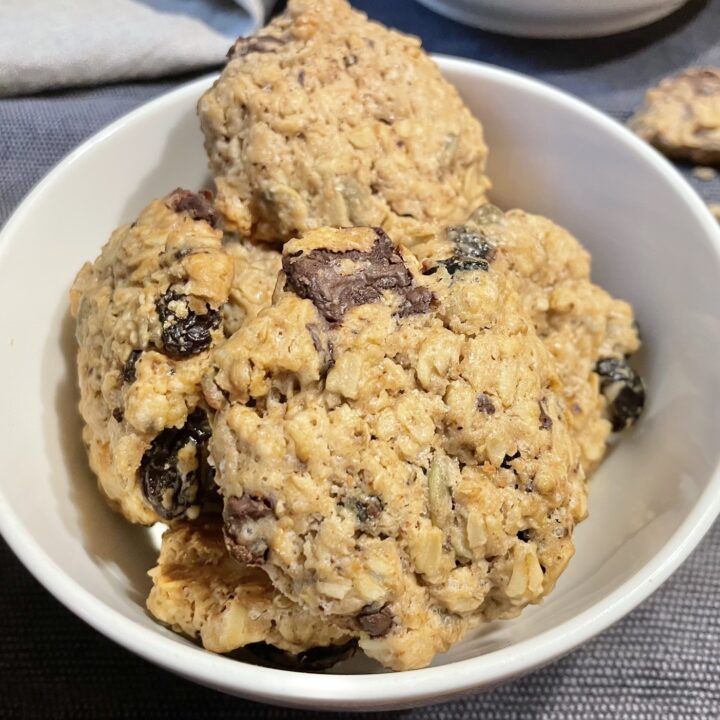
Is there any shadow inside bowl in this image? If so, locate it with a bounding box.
[120,105,214,222]
[44,305,157,606]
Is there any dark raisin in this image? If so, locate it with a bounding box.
[223,493,275,566]
[351,495,383,523]
[297,70,305,86]
[517,529,532,542]
[156,291,221,358]
[140,408,213,520]
[500,450,521,469]
[167,188,219,228]
[425,225,497,278]
[112,407,124,423]
[477,393,496,414]
[357,604,394,637]
[122,349,142,383]
[240,640,357,672]
[439,257,489,275]
[595,358,646,431]
[538,401,553,430]
[447,226,497,262]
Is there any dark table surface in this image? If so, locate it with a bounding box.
[2,1,719,718]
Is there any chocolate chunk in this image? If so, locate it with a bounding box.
[225,493,273,521]
[397,285,433,317]
[223,493,275,566]
[167,188,217,225]
[227,34,287,59]
[477,393,496,415]
[283,229,433,322]
[242,640,358,672]
[357,604,394,637]
[156,291,221,358]
[538,401,553,430]
[595,358,646,431]
[167,188,219,228]
[122,349,142,383]
[140,408,213,520]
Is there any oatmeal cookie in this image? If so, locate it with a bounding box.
[206,226,586,670]
[630,68,720,165]
[70,190,279,524]
[147,521,351,657]
[416,205,644,472]
[198,0,489,244]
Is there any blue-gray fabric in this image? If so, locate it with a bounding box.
[1,1,719,717]
[0,0,274,96]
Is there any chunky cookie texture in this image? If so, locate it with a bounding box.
[206,226,586,671]
[147,521,351,656]
[198,0,489,243]
[417,205,643,472]
[70,190,280,524]
[630,68,720,165]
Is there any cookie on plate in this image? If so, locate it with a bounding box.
[206,225,586,670]
[415,205,644,472]
[198,0,490,244]
[630,68,720,165]
[70,189,279,524]
[147,521,352,659]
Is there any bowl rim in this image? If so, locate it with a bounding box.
[1,56,719,710]
[413,0,689,39]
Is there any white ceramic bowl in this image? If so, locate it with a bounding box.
[415,0,689,37]
[1,58,719,711]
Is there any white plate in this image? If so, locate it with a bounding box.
[1,58,720,710]
[415,0,689,37]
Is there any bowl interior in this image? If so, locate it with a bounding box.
[0,60,719,707]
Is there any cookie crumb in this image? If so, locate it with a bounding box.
[693,166,717,181]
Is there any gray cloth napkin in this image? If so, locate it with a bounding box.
[0,0,275,97]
